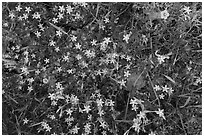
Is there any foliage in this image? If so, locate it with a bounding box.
[2,2,202,135]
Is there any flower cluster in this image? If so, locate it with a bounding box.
[2,2,202,135]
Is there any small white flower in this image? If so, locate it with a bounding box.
[153,85,161,91]
[182,6,192,15]
[43,78,49,84]
[159,93,165,99]
[162,85,170,93]
[155,108,165,120]
[160,9,170,20]
[23,118,29,125]
[124,70,131,77]
[123,33,131,43]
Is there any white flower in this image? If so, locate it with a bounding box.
[52,18,58,24]
[71,125,80,134]
[160,9,170,20]
[71,35,77,42]
[132,118,141,133]
[83,104,91,113]
[49,40,56,46]
[75,43,81,49]
[23,118,29,125]
[182,6,192,15]
[59,5,65,12]
[119,79,126,87]
[153,85,161,91]
[25,6,31,13]
[137,111,146,119]
[16,5,22,11]
[9,12,15,19]
[35,31,41,38]
[124,70,131,77]
[56,30,62,37]
[66,109,73,115]
[159,93,165,99]
[43,78,49,84]
[123,33,131,43]
[48,93,56,100]
[96,98,104,107]
[91,39,97,46]
[66,5,73,14]
[155,108,165,120]
[162,85,170,93]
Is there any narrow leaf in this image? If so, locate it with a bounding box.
[163,74,176,84]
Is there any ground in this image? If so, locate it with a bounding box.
[2,2,202,135]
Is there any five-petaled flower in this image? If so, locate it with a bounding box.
[160,9,170,20]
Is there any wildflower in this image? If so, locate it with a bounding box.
[119,79,126,87]
[49,115,56,120]
[59,5,65,12]
[66,5,73,14]
[63,55,69,61]
[43,78,49,84]
[102,130,107,135]
[100,121,107,128]
[137,111,146,119]
[124,70,131,77]
[126,55,131,61]
[160,9,169,20]
[48,93,56,100]
[155,108,165,120]
[84,123,91,134]
[83,104,91,113]
[75,43,81,49]
[159,93,165,99]
[25,6,31,13]
[27,77,34,84]
[16,5,22,11]
[27,86,33,92]
[96,98,104,107]
[91,39,97,46]
[70,94,79,105]
[49,40,56,47]
[23,118,29,125]
[32,12,41,19]
[123,33,131,43]
[71,35,77,42]
[35,31,41,38]
[70,125,80,134]
[153,85,161,91]
[23,13,28,20]
[56,30,62,37]
[104,37,111,44]
[168,87,174,96]
[9,12,15,19]
[52,17,58,24]
[132,118,142,133]
[182,6,192,15]
[45,126,52,132]
[162,85,169,93]
[65,116,74,122]
[104,17,110,23]
[35,69,40,75]
[55,47,60,52]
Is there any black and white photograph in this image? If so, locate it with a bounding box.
[2,1,202,135]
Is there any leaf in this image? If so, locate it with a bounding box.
[180,96,191,108]
[163,74,176,84]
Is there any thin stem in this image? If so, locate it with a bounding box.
[147,72,161,107]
